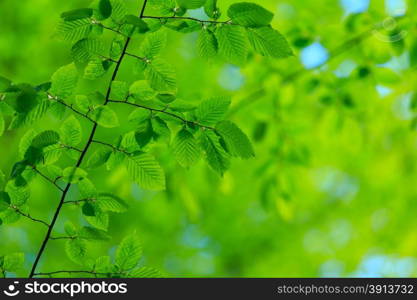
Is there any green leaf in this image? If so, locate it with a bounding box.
[198,28,218,61]
[110,36,125,60]
[156,93,176,104]
[110,81,129,100]
[64,221,78,236]
[19,130,36,159]
[151,117,171,142]
[0,192,11,212]
[82,202,96,216]
[106,151,125,170]
[94,256,112,273]
[24,130,60,164]
[177,0,206,9]
[204,0,221,19]
[43,144,63,165]
[90,106,119,128]
[164,19,201,33]
[39,165,62,180]
[0,170,5,188]
[0,75,11,92]
[124,15,149,33]
[110,0,127,23]
[6,178,30,206]
[84,58,111,80]
[129,80,156,101]
[98,0,112,20]
[227,2,273,27]
[125,152,166,190]
[116,233,142,270]
[50,64,79,99]
[31,130,60,149]
[173,128,201,168]
[87,147,112,169]
[128,266,163,278]
[246,26,293,58]
[79,226,111,240]
[97,193,128,212]
[135,119,153,148]
[74,95,91,112]
[9,96,50,129]
[201,131,230,175]
[10,161,28,179]
[216,121,254,159]
[216,25,248,65]
[149,0,177,16]
[78,178,97,199]
[0,114,4,137]
[0,208,20,224]
[62,167,87,183]
[61,8,93,21]
[195,96,231,125]
[121,132,141,152]
[144,58,177,92]
[410,39,417,68]
[56,18,93,42]
[60,115,82,147]
[128,112,151,134]
[72,38,105,65]
[140,31,167,59]
[3,253,24,271]
[84,203,109,230]
[65,238,87,265]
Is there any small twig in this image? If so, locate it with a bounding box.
[92,140,132,155]
[98,54,118,63]
[50,236,75,240]
[108,100,215,130]
[64,198,93,205]
[47,94,96,123]
[140,0,148,18]
[33,270,110,277]
[230,16,410,115]
[100,24,125,36]
[32,167,65,192]
[61,144,83,153]
[12,207,50,228]
[142,15,234,25]
[125,52,147,62]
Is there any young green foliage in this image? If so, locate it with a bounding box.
[0,0,292,278]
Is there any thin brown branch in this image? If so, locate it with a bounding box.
[125,52,147,61]
[92,140,132,155]
[33,270,110,277]
[47,94,96,123]
[108,100,215,130]
[50,236,75,240]
[142,15,233,25]
[28,0,147,279]
[12,207,50,228]
[31,166,64,192]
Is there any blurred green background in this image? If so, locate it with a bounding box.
[1,0,417,277]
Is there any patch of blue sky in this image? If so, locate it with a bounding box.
[218,65,245,91]
[392,93,414,120]
[353,254,417,277]
[301,42,329,69]
[334,60,357,78]
[385,0,407,16]
[376,85,392,97]
[187,7,209,20]
[340,0,370,14]
[379,52,410,72]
